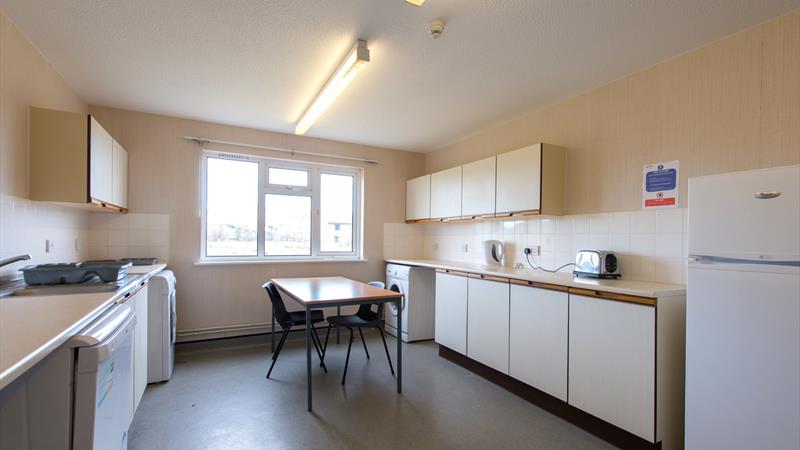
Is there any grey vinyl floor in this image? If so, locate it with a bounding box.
[129,329,615,450]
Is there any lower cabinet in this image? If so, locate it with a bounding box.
[131,283,149,413]
[434,271,468,354]
[568,294,656,442]
[509,283,568,401]
[467,276,510,374]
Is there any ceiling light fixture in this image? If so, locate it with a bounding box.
[294,39,370,136]
[405,0,426,6]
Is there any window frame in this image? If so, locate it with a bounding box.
[200,149,363,262]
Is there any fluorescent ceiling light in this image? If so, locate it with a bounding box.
[405,0,426,6]
[295,40,370,135]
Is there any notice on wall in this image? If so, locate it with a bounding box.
[642,160,679,209]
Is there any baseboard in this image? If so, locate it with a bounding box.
[437,345,661,450]
[176,323,273,343]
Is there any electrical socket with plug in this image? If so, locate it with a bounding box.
[523,246,541,256]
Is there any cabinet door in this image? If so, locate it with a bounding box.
[467,276,510,373]
[509,284,568,401]
[406,174,431,221]
[89,116,113,203]
[112,139,128,208]
[496,144,541,214]
[132,284,149,413]
[430,166,462,219]
[461,156,496,217]
[434,272,468,354]
[568,295,656,442]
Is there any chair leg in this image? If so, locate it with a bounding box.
[310,323,327,373]
[267,327,290,378]
[377,326,395,376]
[358,327,370,359]
[342,328,354,385]
[322,323,332,360]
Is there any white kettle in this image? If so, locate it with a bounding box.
[483,240,505,267]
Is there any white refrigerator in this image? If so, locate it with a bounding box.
[685,165,800,450]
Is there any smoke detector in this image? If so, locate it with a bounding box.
[429,19,445,38]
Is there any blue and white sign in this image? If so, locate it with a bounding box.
[642,160,679,209]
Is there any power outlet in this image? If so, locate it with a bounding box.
[523,246,541,256]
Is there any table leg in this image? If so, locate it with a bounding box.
[396,296,402,394]
[271,309,275,352]
[306,306,312,412]
[336,305,341,344]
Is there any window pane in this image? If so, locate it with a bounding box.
[265,194,311,255]
[320,173,354,252]
[206,158,258,256]
[268,168,308,187]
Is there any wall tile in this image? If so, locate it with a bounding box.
[589,214,610,235]
[572,215,590,234]
[540,217,556,234]
[630,234,656,256]
[630,210,657,234]
[656,209,685,234]
[655,233,684,258]
[556,217,572,234]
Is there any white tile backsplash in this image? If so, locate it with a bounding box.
[383,207,688,284]
[87,212,170,264]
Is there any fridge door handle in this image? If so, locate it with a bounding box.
[753,191,781,199]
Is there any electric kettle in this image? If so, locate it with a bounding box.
[483,240,505,267]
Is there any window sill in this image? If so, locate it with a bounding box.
[194,258,369,266]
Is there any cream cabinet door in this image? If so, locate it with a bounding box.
[466,276,510,374]
[406,174,431,221]
[112,139,128,208]
[89,116,113,202]
[509,284,568,401]
[430,166,462,219]
[461,156,496,217]
[568,294,656,442]
[434,272,468,354]
[496,144,541,214]
[132,284,149,413]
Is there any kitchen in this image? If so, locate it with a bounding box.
[0,1,798,449]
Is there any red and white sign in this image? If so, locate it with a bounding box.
[642,161,679,209]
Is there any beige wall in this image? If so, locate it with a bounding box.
[0,9,88,275]
[88,106,426,339]
[426,10,800,214]
[0,9,87,197]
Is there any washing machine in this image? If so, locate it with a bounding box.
[147,270,176,383]
[385,264,435,342]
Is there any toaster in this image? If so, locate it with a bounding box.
[573,250,621,279]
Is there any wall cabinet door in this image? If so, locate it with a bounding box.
[467,276,510,374]
[568,294,656,442]
[434,272,468,354]
[406,174,431,221]
[509,284,568,401]
[132,284,149,413]
[430,166,462,219]
[112,139,128,208]
[461,156,496,217]
[496,144,541,214]
[89,116,113,203]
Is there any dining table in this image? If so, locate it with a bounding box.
[270,276,404,412]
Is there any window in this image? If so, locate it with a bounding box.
[201,151,362,261]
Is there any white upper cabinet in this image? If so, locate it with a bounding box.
[430,166,462,219]
[461,156,496,218]
[496,143,565,216]
[112,139,128,208]
[30,108,128,212]
[89,116,113,204]
[406,174,431,221]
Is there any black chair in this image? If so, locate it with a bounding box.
[263,281,328,378]
[321,281,394,384]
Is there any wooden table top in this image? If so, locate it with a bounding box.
[271,276,402,306]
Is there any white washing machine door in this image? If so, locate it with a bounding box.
[387,279,406,317]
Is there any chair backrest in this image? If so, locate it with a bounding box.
[356,281,386,322]
[263,282,291,325]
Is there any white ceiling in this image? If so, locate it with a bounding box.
[2,0,797,152]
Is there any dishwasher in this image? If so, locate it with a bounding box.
[70,303,136,450]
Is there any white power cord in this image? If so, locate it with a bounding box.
[524,252,575,273]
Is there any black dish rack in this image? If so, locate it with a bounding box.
[20,261,133,285]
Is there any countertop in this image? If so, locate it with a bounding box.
[385,259,685,299]
[0,263,167,390]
